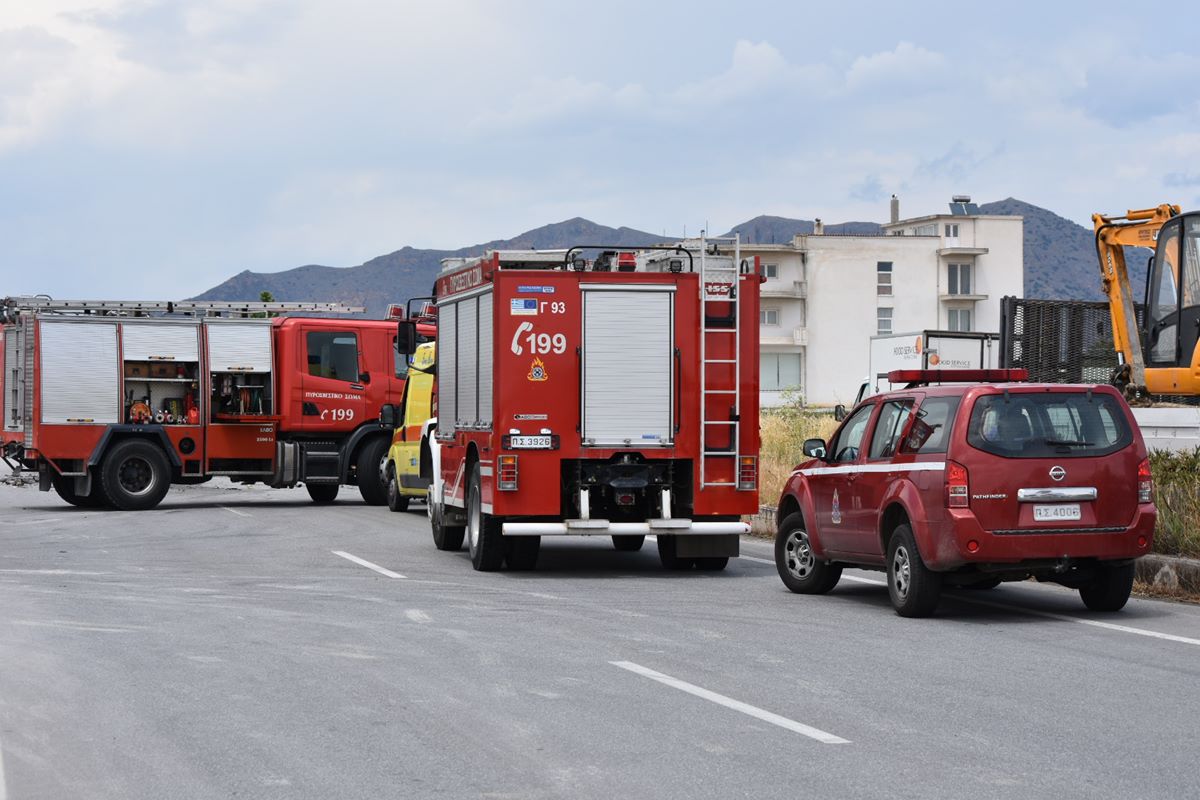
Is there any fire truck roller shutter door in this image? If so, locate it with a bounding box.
[439,303,457,432]
[121,322,200,362]
[205,321,272,372]
[582,287,674,446]
[458,296,478,427]
[40,320,120,424]
[479,292,493,424]
[4,323,23,432]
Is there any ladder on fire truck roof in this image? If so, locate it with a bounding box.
[1,297,364,320]
[699,234,742,489]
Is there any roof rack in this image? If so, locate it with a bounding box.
[889,368,1029,388]
[1,297,364,320]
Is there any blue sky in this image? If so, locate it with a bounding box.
[2,0,1198,299]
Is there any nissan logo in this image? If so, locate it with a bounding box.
[1049,465,1066,482]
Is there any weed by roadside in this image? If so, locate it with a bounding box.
[1149,448,1200,559]
[758,410,839,502]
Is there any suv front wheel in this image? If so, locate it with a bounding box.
[775,512,842,594]
[887,523,941,618]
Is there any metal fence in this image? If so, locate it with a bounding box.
[999,295,1198,405]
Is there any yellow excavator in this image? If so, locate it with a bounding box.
[1093,203,1200,401]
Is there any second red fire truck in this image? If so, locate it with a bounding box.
[398,238,762,571]
[1,298,434,510]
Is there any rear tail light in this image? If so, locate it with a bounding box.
[1137,458,1153,503]
[738,456,757,490]
[498,455,518,491]
[945,461,969,508]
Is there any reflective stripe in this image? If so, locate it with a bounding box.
[795,462,946,478]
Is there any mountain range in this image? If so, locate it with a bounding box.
[195,199,1138,316]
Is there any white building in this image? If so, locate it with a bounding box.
[746,196,1024,408]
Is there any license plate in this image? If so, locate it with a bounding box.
[509,435,552,449]
[1033,503,1081,522]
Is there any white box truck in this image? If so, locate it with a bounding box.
[846,330,999,411]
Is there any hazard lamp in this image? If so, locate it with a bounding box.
[498,455,519,491]
[738,456,757,490]
[888,369,1028,386]
[1137,458,1153,503]
[945,461,969,508]
[386,304,406,320]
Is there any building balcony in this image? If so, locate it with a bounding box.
[937,246,988,257]
[761,280,807,299]
[759,326,808,346]
[939,293,988,302]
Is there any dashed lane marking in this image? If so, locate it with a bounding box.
[219,506,252,518]
[611,660,851,745]
[331,551,406,579]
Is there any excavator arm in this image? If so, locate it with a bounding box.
[1092,204,1181,400]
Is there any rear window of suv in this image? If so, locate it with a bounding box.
[966,392,1133,458]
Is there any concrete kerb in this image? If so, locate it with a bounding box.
[745,505,1200,599]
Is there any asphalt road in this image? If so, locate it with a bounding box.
[1,481,1199,800]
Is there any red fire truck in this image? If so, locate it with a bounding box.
[397,239,761,571]
[1,298,433,510]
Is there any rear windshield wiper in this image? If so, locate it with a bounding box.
[1043,438,1093,447]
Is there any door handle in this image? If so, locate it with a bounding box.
[350,383,366,391]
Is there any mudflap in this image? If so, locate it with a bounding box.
[675,534,740,559]
[39,465,51,492]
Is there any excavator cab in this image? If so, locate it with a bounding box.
[1144,213,1200,370]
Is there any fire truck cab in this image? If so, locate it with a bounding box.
[1,298,432,510]
[401,240,761,572]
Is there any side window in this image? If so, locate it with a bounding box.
[901,396,961,454]
[869,400,914,460]
[307,331,360,382]
[393,336,408,379]
[830,404,873,463]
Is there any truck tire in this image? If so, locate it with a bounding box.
[887,523,941,618]
[656,535,693,570]
[356,438,390,506]
[307,484,339,504]
[430,484,464,551]
[1079,562,1135,612]
[99,439,170,511]
[51,472,107,509]
[386,471,409,512]
[506,536,540,570]
[612,535,645,552]
[775,512,841,594]
[466,462,504,571]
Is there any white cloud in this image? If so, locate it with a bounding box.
[845,41,946,91]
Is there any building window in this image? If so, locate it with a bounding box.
[944,223,960,238]
[877,307,893,335]
[914,224,937,236]
[877,261,893,296]
[760,308,780,326]
[948,308,972,332]
[948,263,972,295]
[761,352,803,391]
[764,263,779,279]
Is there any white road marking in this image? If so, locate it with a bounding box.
[0,569,108,576]
[836,573,1200,646]
[219,505,251,518]
[611,661,850,745]
[741,555,774,565]
[332,551,406,579]
[0,518,63,527]
[405,609,431,624]
[0,727,7,800]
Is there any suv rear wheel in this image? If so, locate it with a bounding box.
[775,512,841,594]
[1079,562,1135,612]
[887,524,941,617]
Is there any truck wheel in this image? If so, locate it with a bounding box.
[356,438,390,506]
[887,523,941,618]
[612,535,645,552]
[694,557,729,571]
[775,512,841,594]
[506,536,540,570]
[657,535,693,570]
[430,484,465,551]
[1079,562,1135,612]
[467,462,504,571]
[307,484,339,504]
[51,472,107,509]
[386,472,409,512]
[99,439,170,511]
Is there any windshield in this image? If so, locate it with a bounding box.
[966,392,1132,458]
[1147,218,1181,364]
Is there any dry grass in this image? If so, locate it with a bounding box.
[1149,449,1200,559]
[758,410,839,504]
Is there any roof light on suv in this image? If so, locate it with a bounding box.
[888,368,1029,387]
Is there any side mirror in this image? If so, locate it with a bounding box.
[396,320,417,355]
[802,438,827,460]
[833,404,847,422]
[359,371,371,385]
[380,404,397,427]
